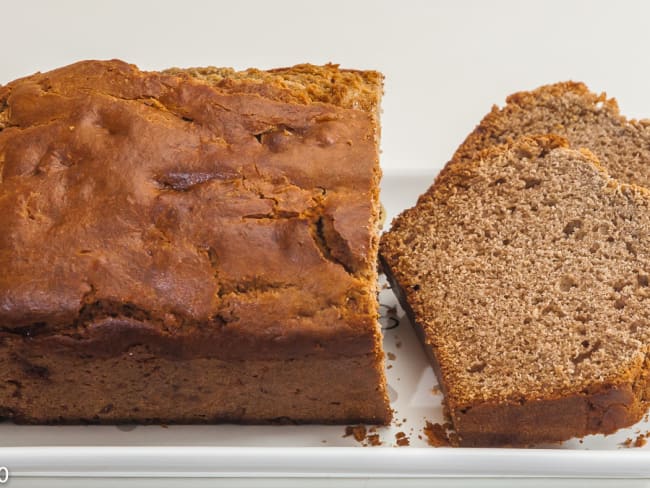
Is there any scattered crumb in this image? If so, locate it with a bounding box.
[379,303,399,330]
[343,424,390,447]
[160,424,169,429]
[344,424,367,443]
[431,385,442,395]
[367,433,382,446]
[620,432,648,448]
[424,421,450,447]
[418,434,423,440]
[321,440,327,444]
[396,341,403,348]
[387,364,393,369]
[395,431,410,446]
[387,352,396,361]
[579,439,583,444]
[423,421,457,447]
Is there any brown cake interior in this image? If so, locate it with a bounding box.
[381,135,650,445]
[448,82,650,188]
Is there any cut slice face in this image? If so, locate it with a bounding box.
[449,81,650,188]
[380,135,650,446]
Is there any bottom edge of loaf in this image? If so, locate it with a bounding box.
[1,413,390,426]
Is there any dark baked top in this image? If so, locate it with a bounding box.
[0,60,383,360]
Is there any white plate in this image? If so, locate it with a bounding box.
[1,174,649,485]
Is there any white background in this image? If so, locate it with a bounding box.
[3,0,650,179]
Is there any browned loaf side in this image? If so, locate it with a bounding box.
[381,135,650,446]
[0,60,391,424]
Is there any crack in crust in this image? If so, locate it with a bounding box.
[154,171,241,192]
[310,216,354,275]
[0,109,8,131]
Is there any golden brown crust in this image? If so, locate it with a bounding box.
[164,63,383,112]
[0,59,391,424]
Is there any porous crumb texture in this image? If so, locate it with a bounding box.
[381,135,650,445]
[449,81,650,188]
[0,59,391,424]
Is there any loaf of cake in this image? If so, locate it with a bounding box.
[381,135,650,446]
[0,60,391,424]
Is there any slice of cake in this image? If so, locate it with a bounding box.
[0,59,391,424]
[447,81,650,187]
[381,135,650,446]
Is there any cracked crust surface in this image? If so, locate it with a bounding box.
[381,135,650,445]
[0,59,390,424]
[164,63,383,112]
